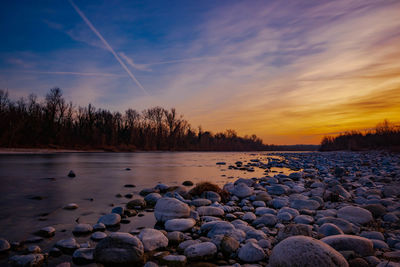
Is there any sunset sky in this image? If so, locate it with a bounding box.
[1,0,399,144]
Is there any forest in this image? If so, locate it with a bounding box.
[319,120,400,152]
[0,88,306,151]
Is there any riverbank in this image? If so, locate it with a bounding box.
[0,151,399,266]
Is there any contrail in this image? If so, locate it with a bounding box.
[68,0,148,95]
[21,70,127,77]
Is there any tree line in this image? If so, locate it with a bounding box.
[319,120,400,152]
[0,88,276,151]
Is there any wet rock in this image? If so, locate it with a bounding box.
[63,203,78,210]
[72,248,94,265]
[55,238,80,254]
[154,197,191,222]
[9,254,45,267]
[127,199,146,209]
[337,206,373,225]
[318,223,344,236]
[35,226,55,238]
[161,255,187,267]
[269,236,348,267]
[197,206,224,217]
[192,198,212,207]
[253,214,278,227]
[184,242,217,260]
[144,193,162,206]
[138,228,169,252]
[27,245,41,253]
[165,218,196,232]
[0,238,11,253]
[97,213,121,227]
[321,235,374,256]
[238,242,265,262]
[233,183,254,198]
[94,232,144,265]
[72,224,93,235]
[93,223,106,232]
[183,180,194,186]
[91,231,107,241]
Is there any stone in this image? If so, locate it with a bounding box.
[9,254,45,267]
[144,261,159,267]
[63,203,78,210]
[72,224,93,235]
[144,193,162,206]
[294,215,314,224]
[55,238,80,254]
[205,221,246,242]
[35,226,55,238]
[220,236,239,256]
[192,198,212,207]
[67,170,76,177]
[183,180,194,186]
[127,199,146,209]
[184,242,217,260]
[238,242,266,262]
[318,223,344,236]
[266,184,290,195]
[360,231,384,241]
[290,199,320,210]
[27,245,41,253]
[233,183,254,198]
[93,223,106,232]
[72,248,94,265]
[0,238,10,253]
[138,228,169,252]
[178,240,201,252]
[161,255,187,267]
[317,217,354,234]
[321,235,374,256]
[276,224,313,242]
[165,218,196,232]
[111,206,124,215]
[202,191,221,202]
[97,213,121,227]
[337,206,373,225]
[253,214,278,227]
[167,231,184,244]
[91,231,107,241]
[154,197,191,222]
[94,232,144,265]
[255,191,272,202]
[269,236,348,267]
[363,204,387,218]
[197,206,224,217]
[377,262,400,267]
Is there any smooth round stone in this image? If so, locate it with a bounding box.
[255,191,272,202]
[270,197,289,209]
[238,242,265,262]
[317,217,354,234]
[138,228,169,252]
[197,206,224,217]
[111,207,124,215]
[233,183,254,198]
[277,212,293,222]
[165,218,196,232]
[63,203,78,210]
[36,226,56,238]
[294,215,314,224]
[72,248,94,265]
[205,221,246,242]
[220,236,239,256]
[154,197,191,222]
[0,238,11,252]
[127,199,146,209]
[184,242,217,260]
[253,214,278,227]
[94,232,144,265]
[383,213,399,222]
[55,238,80,253]
[278,207,300,217]
[91,232,107,241]
[290,199,320,210]
[360,231,385,241]
[363,204,387,218]
[242,212,256,222]
[178,240,201,252]
[337,206,373,225]
[9,254,45,266]
[246,229,267,241]
[167,231,184,244]
[161,255,187,266]
[321,235,374,256]
[93,223,106,232]
[252,201,266,207]
[371,239,389,249]
[72,224,93,235]
[266,184,290,195]
[255,207,277,216]
[97,213,121,227]
[144,193,162,206]
[202,191,221,202]
[377,261,400,267]
[269,236,348,267]
[318,223,344,236]
[276,224,313,242]
[192,198,212,207]
[144,261,159,267]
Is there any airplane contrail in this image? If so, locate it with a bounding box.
[68,0,148,95]
[20,70,127,77]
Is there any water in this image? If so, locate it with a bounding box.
[0,152,293,244]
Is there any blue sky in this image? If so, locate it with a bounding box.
[1,0,400,144]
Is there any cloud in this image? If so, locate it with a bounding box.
[68,0,148,95]
[119,52,151,71]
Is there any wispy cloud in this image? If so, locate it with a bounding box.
[119,52,151,72]
[68,0,147,95]
[16,70,127,77]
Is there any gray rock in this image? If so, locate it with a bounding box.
[269,236,348,267]
[36,226,55,238]
[161,255,187,267]
[72,248,94,265]
[184,242,217,260]
[197,206,224,217]
[238,242,265,262]
[192,198,212,207]
[154,197,191,222]
[318,223,344,236]
[0,238,10,253]
[276,224,313,242]
[321,235,374,256]
[337,206,373,225]
[290,199,320,210]
[9,254,45,267]
[165,218,196,232]
[63,203,78,210]
[317,217,354,234]
[55,238,80,253]
[294,215,314,224]
[72,224,93,235]
[97,213,121,227]
[266,184,290,195]
[91,231,107,241]
[94,232,144,265]
[233,183,254,198]
[253,214,277,227]
[220,236,239,256]
[144,193,162,206]
[138,228,168,252]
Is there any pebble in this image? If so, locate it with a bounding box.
[138,228,169,252]
[165,218,196,232]
[238,242,266,262]
[35,226,56,238]
[97,213,121,227]
[184,241,217,260]
[9,254,45,266]
[72,223,93,235]
[63,203,78,210]
[72,248,94,265]
[55,238,80,253]
[321,234,374,256]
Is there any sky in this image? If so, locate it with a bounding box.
[0,0,399,145]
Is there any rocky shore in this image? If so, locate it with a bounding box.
[1,151,400,266]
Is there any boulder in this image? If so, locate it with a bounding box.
[154,197,190,222]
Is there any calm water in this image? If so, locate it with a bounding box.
[0,152,292,244]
